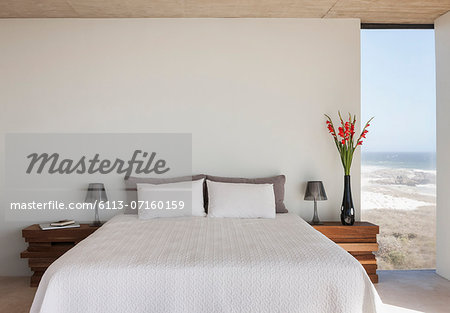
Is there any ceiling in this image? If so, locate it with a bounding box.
[1,0,449,24]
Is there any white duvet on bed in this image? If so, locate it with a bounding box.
[31,213,382,313]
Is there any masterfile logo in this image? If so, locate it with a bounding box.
[26,150,170,179]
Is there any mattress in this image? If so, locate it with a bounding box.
[30,213,382,313]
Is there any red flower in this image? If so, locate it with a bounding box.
[325,112,373,176]
[326,120,337,138]
[343,122,353,141]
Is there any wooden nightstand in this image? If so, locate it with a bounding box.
[21,224,100,287]
[311,222,379,283]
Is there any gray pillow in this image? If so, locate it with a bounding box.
[124,174,207,214]
[206,175,288,213]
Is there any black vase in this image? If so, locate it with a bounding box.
[340,175,355,225]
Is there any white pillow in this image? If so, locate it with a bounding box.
[206,180,276,218]
[137,179,205,219]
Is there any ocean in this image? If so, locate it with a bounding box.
[361,152,436,170]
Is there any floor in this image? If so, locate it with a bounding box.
[0,277,36,313]
[376,270,450,313]
[1,270,449,313]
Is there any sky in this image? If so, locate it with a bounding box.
[361,29,436,153]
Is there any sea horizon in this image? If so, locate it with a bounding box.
[362,151,436,170]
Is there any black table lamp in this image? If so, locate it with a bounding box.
[85,183,108,227]
[304,181,327,225]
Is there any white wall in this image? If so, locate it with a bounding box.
[435,11,450,280]
[0,18,360,275]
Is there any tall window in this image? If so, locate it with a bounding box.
[361,30,436,270]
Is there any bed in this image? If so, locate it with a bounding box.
[30,213,382,313]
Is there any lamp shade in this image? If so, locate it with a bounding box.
[85,183,108,203]
[304,181,327,201]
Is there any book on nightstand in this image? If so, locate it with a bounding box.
[50,219,75,227]
[39,222,80,230]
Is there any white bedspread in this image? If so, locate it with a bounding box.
[31,213,382,313]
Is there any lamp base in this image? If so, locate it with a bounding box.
[90,221,103,227]
[310,200,323,225]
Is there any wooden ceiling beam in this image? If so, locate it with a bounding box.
[0,0,449,24]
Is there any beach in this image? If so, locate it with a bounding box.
[361,161,436,270]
